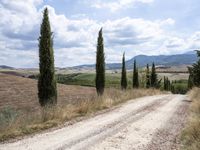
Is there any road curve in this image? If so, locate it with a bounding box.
[0,94,189,150]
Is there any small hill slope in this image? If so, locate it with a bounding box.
[0,73,95,112]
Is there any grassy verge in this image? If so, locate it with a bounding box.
[171,80,188,94]
[0,88,162,142]
[181,88,200,150]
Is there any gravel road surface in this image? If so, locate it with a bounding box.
[0,94,189,150]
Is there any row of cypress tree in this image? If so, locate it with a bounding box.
[163,77,171,91]
[120,53,160,90]
[121,54,138,90]
[38,8,161,107]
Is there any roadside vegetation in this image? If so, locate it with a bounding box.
[0,88,162,142]
[181,88,200,150]
[181,51,200,150]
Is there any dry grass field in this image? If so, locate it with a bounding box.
[181,88,200,150]
[0,73,95,112]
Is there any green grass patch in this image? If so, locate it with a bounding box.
[56,73,133,88]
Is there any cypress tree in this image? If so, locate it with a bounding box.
[188,50,200,87]
[164,76,167,90]
[171,84,175,94]
[146,64,150,88]
[121,52,127,90]
[167,78,171,91]
[150,62,157,88]
[38,8,57,107]
[133,60,139,88]
[198,50,200,56]
[188,68,194,89]
[165,77,171,91]
[95,28,105,95]
[151,63,162,89]
[192,56,200,87]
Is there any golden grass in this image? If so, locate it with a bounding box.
[0,88,162,142]
[181,88,200,150]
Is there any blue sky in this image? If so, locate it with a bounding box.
[0,0,200,68]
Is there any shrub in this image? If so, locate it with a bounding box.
[0,107,18,129]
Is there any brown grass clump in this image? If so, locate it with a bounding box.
[181,88,200,150]
[0,87,162,142]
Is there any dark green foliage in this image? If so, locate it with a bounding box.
[38,8,57,107]
[150,62,161,88]
[121,53,128,90]
[197,50,200,57]
[95,28,105,95]
[163,76,171,91]
[146,64,150,88]
[188,50,200,88]
[170,84,175,94]
[192,61,200,86]
[163,76,167,90]
[150,62,157,87]
[188,68,194,89]
[132,60,139,88]
[170,80,188,94]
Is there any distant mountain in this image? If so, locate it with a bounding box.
[0,65,14,69]
[73,51,198,70]
[0,51,198,71]
[125,53,197,69]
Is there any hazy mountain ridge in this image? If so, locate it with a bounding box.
[0,52,198,70]
[0,65,14,69]
[74,52,198,70]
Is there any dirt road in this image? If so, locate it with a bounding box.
[0,94,189,150]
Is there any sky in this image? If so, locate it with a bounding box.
[0,0,200,68]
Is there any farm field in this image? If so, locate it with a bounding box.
[0,68,189,87]
[0,73,95,112]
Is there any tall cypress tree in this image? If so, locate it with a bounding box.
[171,84,175,94]
[163,76,167,90]
[38,8,57,107]
[133,60,139,88]
[164,77,171,91]
[95,28,105,95]
[189,51,200,87]
[121,52,127,90]
[167,78,171,91]
[197,50,200,57]
[188,67,194,89]
[146,64,150,88]
[150,62,157,88]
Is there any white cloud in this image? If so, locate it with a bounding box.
[160,18,175,26]
[91,0,154,12]
[0,1,199,68]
